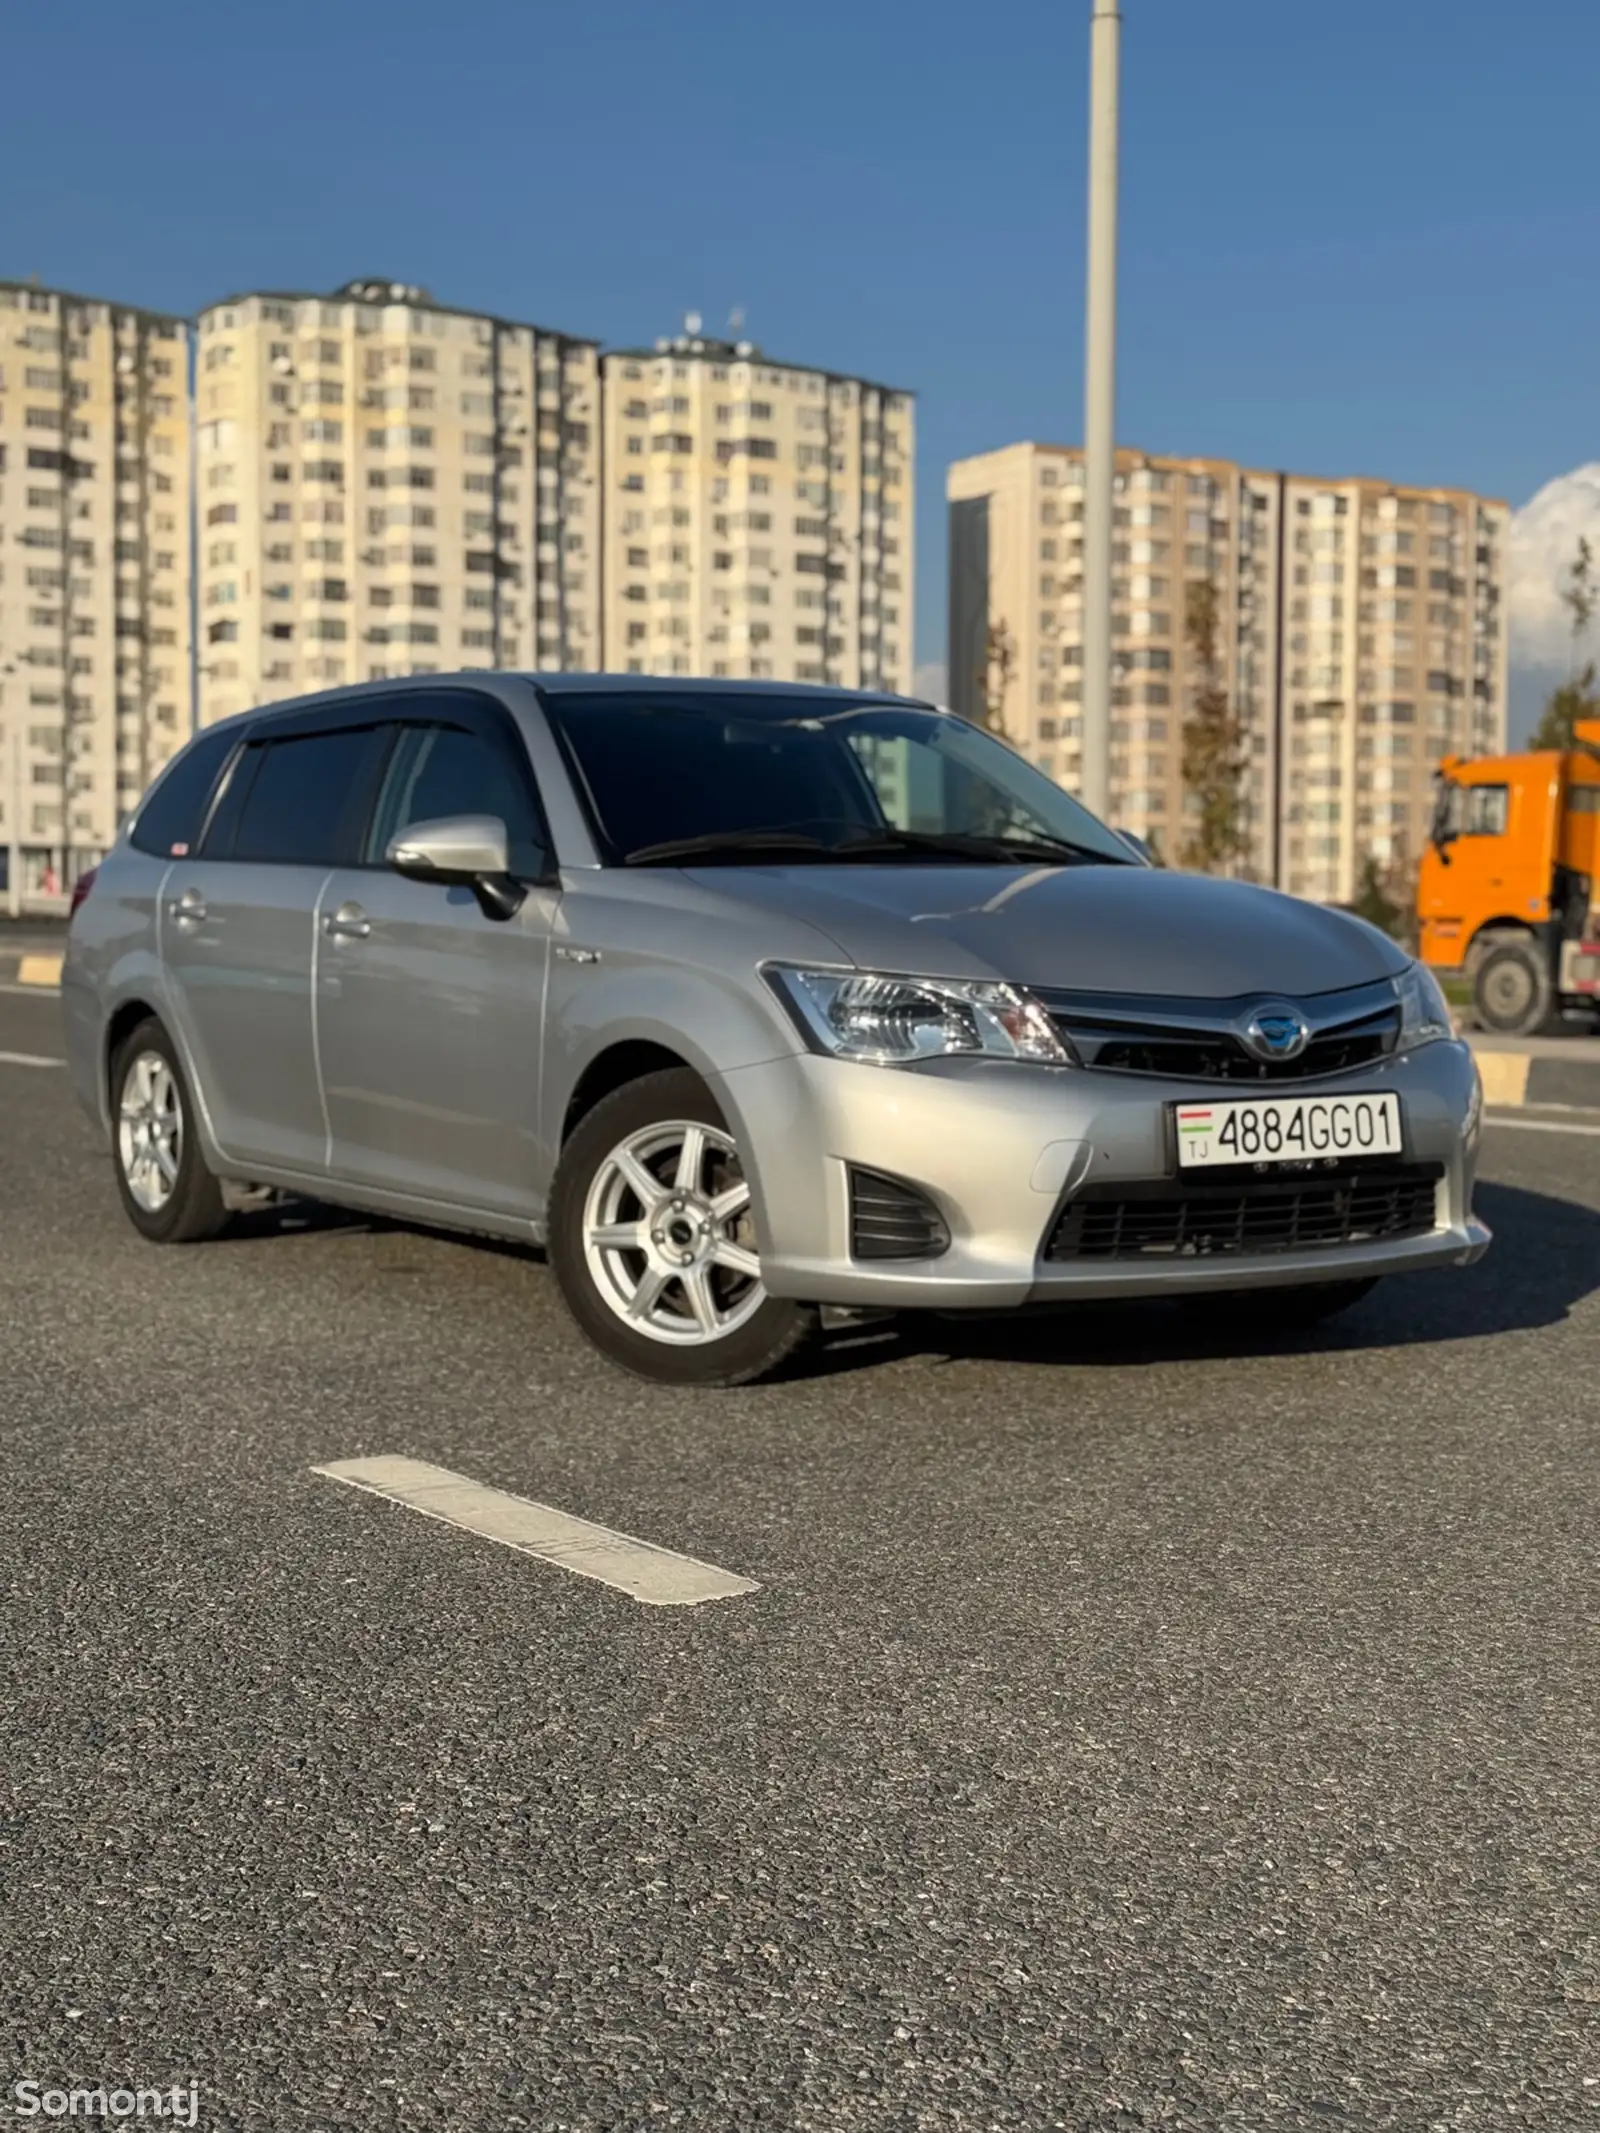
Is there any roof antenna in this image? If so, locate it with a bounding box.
[729,304,745,335]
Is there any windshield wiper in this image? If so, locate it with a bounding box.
[621,825,1130,868]
[622,830,833,865]
[833,827,1126,866]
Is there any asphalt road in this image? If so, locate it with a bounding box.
[1,985,1595,2132]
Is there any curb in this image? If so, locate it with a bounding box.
[1472,1046,1600,1112]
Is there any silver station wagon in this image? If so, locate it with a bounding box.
[63,674,1489,1385]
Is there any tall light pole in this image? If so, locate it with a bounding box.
[1080,0,1121,821]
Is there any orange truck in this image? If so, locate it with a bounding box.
[1417,718,1600,1034]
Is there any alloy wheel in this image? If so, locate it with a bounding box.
[118,1049,183,1213]
[581,1119,765,1346]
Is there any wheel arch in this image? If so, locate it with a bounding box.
[561,1039,697,1144]
[1464,919,1540,968]
[550,1023,780,1259]
[104,996,163,1107]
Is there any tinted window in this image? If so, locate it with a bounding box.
[129,725,237,858]
[230,729,378,865]
[366,724,545,877]
[540,691,1134,865]
[1569,787,1600,816]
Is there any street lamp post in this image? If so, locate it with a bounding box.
[1080,0,1121,822]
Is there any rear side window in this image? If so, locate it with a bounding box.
[129,725,237,858]
[226,729,382,865]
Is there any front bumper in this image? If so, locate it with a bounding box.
[718,1038,1488,1310]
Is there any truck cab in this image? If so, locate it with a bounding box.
[1418,722,1600,1034]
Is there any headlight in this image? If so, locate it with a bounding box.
[1394,960,1453,1053]
[767,966,1077,1066]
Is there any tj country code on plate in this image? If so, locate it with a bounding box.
[1174,1093,1403,1168]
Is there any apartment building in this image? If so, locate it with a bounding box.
[0,279,191,888]
[599,328,913,690]
[948,441,1508,903]
[193,280,601,723]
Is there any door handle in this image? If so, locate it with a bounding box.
[323,901,371,941]
[169,888,208,925]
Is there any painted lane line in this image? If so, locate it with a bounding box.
[310,1455,760,1608]
[16,955,64,987]
[0,1050,64,1069]
[1484,1113,1600,1138]
[0,980,62,998]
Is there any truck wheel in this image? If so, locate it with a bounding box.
[1473,939,1556,1035]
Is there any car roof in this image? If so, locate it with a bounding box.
[195,672,939,736]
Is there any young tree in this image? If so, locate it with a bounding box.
[1179,578,1251,872]
[974,619,1016,739]
[1351,854,1403,938]
[1531,535,1600,750]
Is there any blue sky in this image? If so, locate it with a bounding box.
[5,0,1595,682]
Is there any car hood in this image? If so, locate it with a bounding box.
[689,862,1410,998]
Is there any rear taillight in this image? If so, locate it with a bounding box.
[69,866,98,921]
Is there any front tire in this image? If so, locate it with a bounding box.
[549,1068,817,1386]
[1473,938,1556,1036]
[110,1017,228,1244]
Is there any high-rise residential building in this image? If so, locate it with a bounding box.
[599,328,913,689]
[948,441,1508,903]
[192,279,601,723]
[0,279,191,890]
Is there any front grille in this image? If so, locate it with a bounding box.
[1081,1025,1393,1082]
[1044,1162,1442,1263]
[849,1167,950,1262]
[1038,983,1400,1084]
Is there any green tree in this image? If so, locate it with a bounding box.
[1351,854,1402,937]
[974,618,1016,739]
[1531,535,1600,750]
[1179,578,1251,873]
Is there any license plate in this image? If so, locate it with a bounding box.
[1173,1092,1403,1169]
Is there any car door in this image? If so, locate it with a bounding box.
[313,692,558,1220]
[159,719,388,1175]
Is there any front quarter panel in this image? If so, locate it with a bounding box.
[539,873,844,1238]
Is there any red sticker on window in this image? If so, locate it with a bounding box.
[170,841,189,856]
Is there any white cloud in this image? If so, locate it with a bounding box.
[1510,462,1600,674]
[912,659,947,705]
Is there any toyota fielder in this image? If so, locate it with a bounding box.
[62,674,1488,1385]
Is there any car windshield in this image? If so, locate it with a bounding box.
[539,691,1136,867]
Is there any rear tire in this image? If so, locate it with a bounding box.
[1473,938,1557,1036]
[110,1017,229,1244]
[548,1067,818,1387]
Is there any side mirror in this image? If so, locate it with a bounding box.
[1113,827,1154,865]
[385,813,525,919]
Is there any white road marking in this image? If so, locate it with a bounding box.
[1485,1113,1600,1138]
[0,1049,63,1069]
[311,1455,760,1608]
[0,980,61,997]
